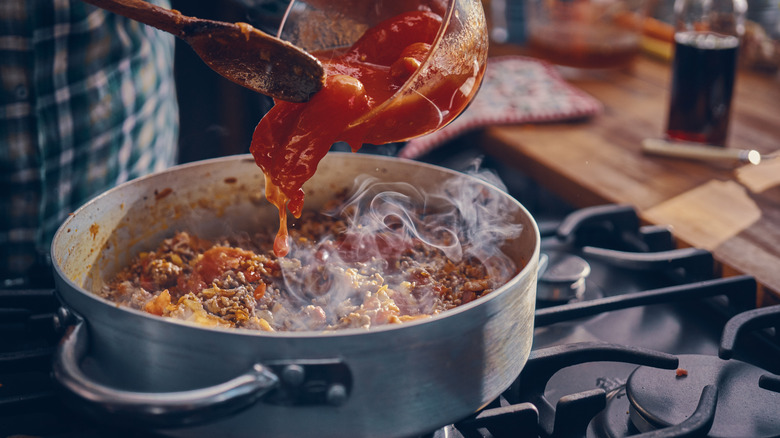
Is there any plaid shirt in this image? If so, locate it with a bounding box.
[0,0,178,284]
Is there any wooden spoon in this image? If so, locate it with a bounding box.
[82,0,325,102]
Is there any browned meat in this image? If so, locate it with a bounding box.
[99,207,514,332]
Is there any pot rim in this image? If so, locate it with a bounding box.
[51,153,540,340]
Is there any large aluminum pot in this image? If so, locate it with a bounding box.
[50,153,539,438]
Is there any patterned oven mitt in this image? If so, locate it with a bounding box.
[399,56,603,159]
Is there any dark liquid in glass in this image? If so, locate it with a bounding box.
[665,31,739,146]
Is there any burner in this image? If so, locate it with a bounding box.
[626,354,780,437]
[537,252,591,304]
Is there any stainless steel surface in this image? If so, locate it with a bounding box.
[50,153,540,438]
[53,317,280,428]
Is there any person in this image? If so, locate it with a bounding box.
[0,0,179,286]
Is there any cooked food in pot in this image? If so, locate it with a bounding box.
[99,181,521,332]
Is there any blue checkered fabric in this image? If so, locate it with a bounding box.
[0,0,178,282]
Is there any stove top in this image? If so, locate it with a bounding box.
[2,202,779,438]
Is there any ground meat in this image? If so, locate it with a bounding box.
[144,258,181,289]
[99,207,516,332]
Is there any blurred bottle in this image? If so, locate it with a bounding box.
[665,0,747,146]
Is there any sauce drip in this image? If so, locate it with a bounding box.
[249,10,477,257]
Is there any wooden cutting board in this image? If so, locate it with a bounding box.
[480,55,780,305]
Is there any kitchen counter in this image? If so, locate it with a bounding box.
[478,54,780,304]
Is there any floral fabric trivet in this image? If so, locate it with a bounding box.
[398,56,603,159]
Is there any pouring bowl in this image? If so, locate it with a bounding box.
[275,0,489,143]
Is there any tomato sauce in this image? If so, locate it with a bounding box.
[249,10,478,257]
[177,246,260,294]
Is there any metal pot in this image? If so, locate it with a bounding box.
[50,153,539,438]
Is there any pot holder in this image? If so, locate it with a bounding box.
[397,56,603,159]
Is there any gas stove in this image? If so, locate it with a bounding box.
[2,201,779,437]
[446,203,780,438]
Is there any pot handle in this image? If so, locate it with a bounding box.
[52,314,279,428]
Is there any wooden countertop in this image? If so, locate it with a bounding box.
[479,54,780,304]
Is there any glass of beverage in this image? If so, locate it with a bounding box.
[665,0,747,146]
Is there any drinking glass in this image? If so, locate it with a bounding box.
[665,0,747,146]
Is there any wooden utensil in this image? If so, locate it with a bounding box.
[82,0,325,102]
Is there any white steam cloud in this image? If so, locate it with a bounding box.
[271,165,523,330]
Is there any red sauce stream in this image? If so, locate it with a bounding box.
[249,10,478,257]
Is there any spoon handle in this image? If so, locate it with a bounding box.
[81,0,192,37]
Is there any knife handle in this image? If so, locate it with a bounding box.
[641,138,761,165]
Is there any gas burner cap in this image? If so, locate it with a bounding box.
[537,253,591,303]
[626,354,780,438]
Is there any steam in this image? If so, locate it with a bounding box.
[338,178,464,261]
[268,165,524,330]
